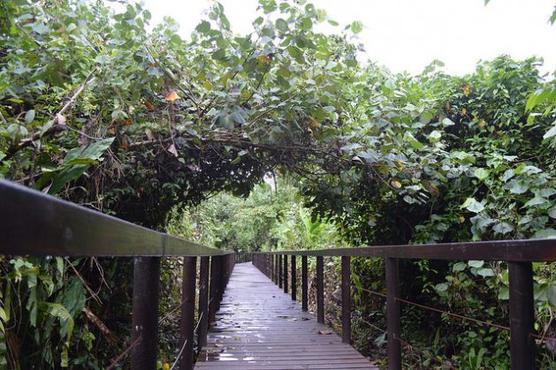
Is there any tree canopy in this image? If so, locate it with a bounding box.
[2,0,556,368]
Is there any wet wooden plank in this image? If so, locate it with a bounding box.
[195,263,377,370]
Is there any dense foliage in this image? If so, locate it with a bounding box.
[168,179,342,252]
[1,0,556,368]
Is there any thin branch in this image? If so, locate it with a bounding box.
[2,68,98,162]
[105,336,142,370]
[65,257,102,305]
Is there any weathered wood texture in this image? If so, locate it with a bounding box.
[195,263,377,370]
[0,180,231,257]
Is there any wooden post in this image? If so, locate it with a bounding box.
[386,257,401,370]
[316,256,324,324]
[209,256,218,323]
[217,255,225,311]
[341,256,351,344]
[301,256,308,311]
[508,261,535,370]
[278,254,283,288]
[283,255,288,294]
[198,256,210,348]
[180,257,197,370]
[291,255,297,300]
[273,255,277,283]
[131,257,161,370]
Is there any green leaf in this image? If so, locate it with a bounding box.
[492,222,513,235]
[434,282,448,293]
[474,168,489,181]
[533,228,556,238]
[48,138,114,194]
[300,17,312,30]
[79,138,115,161]
[260,0,277,13]
[0,306,7,323]
[543,123,556,140]
[428,130,441,143]
[501,169,514,182]
[441,117,455,127]
[404,132,424,150]
[45,303,74,342]
[451,151,475,164]
[48,165,89,194]
[350,21,363,34]
[548,285,556,306]
[508,180,528,194]
[196,20,211,34]
[462,197,484,213]
[275,18,288,32]
[7,124,28,140]
[524,196,546,207]
[526,88,556,111]
[548,207,556,219]
[477,267,495,277]
[24,109,35,124]
[287,45,305,64]
[468,260,484,268]
[452,262,466,272]
[498,286,509,300]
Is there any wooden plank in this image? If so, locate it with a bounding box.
[0,179,231,257]
[195,263,377,369]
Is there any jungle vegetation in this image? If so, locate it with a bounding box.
[1,0,556,368]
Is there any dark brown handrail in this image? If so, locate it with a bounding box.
[252,236,556,370]
[0,180,235,370]
[0,179,231,257]
[256,238,556,261]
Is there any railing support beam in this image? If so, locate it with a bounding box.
[291,255,297,300]
[341,256,351,344]
[316,256,324,324]
[283,254,288,294]
[278,254,283,288]
[131,257,161,370]
[508,261,535,370]
[180,257,197,370]
[301,256,308,311]
[198,256,210,348]
[386,257,401,370]
[209,256,218,324]
[273,254,277,283]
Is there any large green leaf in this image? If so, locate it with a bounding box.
[462,198,484,213]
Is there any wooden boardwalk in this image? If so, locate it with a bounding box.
[195,263,377,370]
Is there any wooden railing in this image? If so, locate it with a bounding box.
[252,239,556,370]
[0,180,235,370]
[234,251,253,263]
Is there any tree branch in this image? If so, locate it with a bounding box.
[1,68,97,162]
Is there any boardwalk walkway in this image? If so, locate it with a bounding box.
[195,263,377,370]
